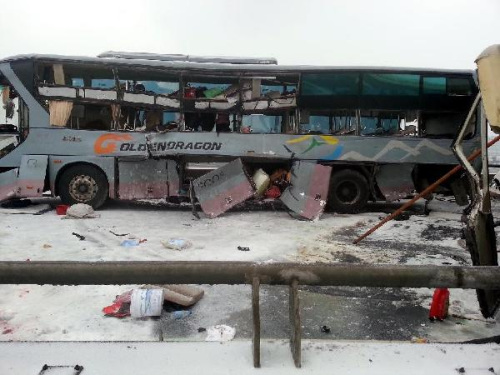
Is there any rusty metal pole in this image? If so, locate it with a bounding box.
[353,134,500,245]
[252,277,261,368]
[1,262,500,289]
[289,279,301,368]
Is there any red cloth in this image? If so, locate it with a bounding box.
[265,185,281,199]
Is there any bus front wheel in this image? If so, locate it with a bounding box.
[328,169,369,213]
[58,165,109,209]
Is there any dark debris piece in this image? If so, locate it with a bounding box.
[109,230,129,237]
[320,325,331,334]
[198,327,207,333]
[72,232,85,241]
[393,211,411,221]
[237,246,250,251]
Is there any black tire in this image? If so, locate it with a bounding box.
[328,169,369,213]
[58,164,109,209]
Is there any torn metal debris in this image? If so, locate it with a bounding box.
[280,161,332,220]
[193,158,255,218]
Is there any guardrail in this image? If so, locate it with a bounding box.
[1,261,499,368]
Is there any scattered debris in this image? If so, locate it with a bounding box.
[103,301,130,318]
[198,327,207,333]
[205,325,236,342]
[56,204,70,215]
[39,364,84,375]
[120,239,140,247]
[33,207,54,215]
[393,211,411,221]
[161,238,192,250]
[411,337,429,343]
[142,284,204,307]
[429,288,450,321]
[320,325,331,334]
[64,203,99,219]
[253,169,270,197]
[237,246,250,251]
[102,290,133,318]
[109,230,129,237]
[130,289,164,318]
[72,232,85,241]
[42,244,52,249]
[265,185,281,199]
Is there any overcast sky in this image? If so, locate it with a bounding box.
[0,0,499,68]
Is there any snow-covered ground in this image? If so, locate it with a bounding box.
[0,196,499,371]
[2,340,499,375]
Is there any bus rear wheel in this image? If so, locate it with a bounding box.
[328,169,369,213]
[58,165,108,209]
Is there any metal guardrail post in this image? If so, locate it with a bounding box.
[252,277,261,368]
[289,279,301,368]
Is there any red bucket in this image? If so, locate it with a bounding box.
[56,205,69,215]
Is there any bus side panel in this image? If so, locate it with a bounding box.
[48,156,116,199]
[0,169,20,201]
[118,159,168,200]
[166,159,181,197]
[17,155,48,197]
[375,164,415,201]
[0,155,48,201]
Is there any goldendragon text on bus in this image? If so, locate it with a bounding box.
[0,52,480,219]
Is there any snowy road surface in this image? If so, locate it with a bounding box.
[1,341,499,375]
[0,197,499,365]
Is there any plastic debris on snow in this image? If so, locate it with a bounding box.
[63,203,100,219]
[205,325,236,342]
[120,238,147,247]
[130,289,164,318]
[161,238,192,250]
[102,290,133,318]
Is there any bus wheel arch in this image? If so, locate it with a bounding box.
[56,163,109,209]
[327,169,370,213]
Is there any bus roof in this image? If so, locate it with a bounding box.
[0,53,475,76]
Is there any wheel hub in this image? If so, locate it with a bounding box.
[336,181,360,204]
[69,175,98,202]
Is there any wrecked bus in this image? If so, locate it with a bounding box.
[0,52,480,219]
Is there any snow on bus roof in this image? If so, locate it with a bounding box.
[0,53,475,75]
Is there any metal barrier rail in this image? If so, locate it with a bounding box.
[1,261,500,368]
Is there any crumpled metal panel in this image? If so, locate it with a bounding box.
[280,161,332,220]
[375,164,415,201]
[118,159,168,200]
[193,158,254,218]
[0,155,48,201]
